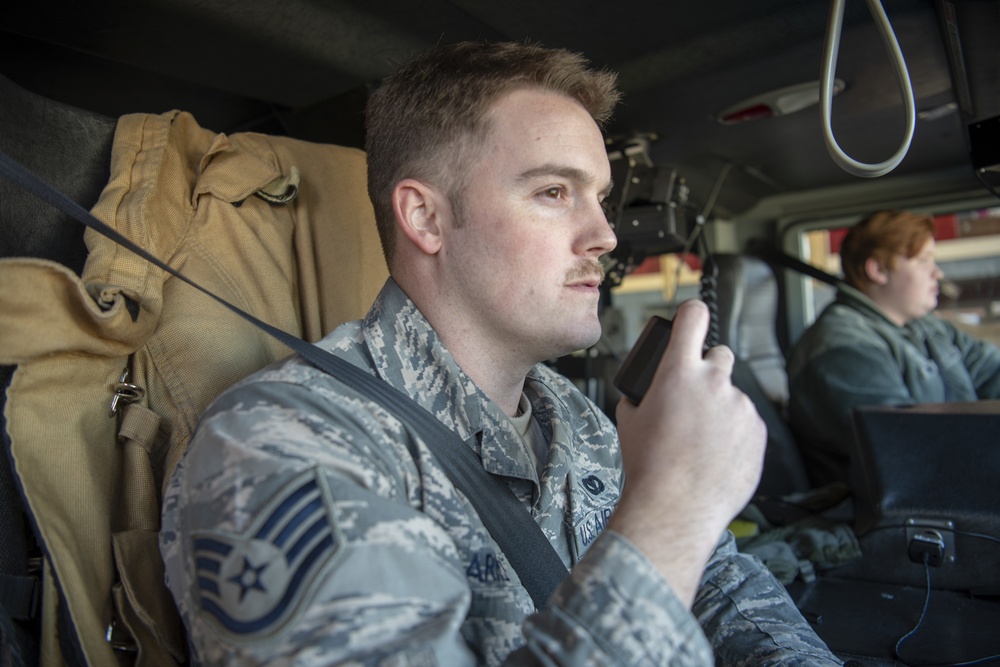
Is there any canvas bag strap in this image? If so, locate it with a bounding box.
[0,150,568,610]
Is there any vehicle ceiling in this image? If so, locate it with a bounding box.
[2,0,998,219]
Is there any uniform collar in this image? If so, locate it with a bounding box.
[360,279,540,481]
[836,283,931,346]
[837,284,902,329]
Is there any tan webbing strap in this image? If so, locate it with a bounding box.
[116,402,162,533]
[110,397,187,662]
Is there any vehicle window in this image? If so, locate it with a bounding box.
[795,206,1000,347]
[607,253,704,350]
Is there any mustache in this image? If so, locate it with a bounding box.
[565,259,606,285]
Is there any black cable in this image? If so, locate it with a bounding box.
[893,554,932,663]
[700,266,720,349]
[697,231,720,349]
[892,553,1000,667]
[955,529,1000,546]
[861,524,1000,550]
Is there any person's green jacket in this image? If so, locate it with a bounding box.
[787,285,1000,486]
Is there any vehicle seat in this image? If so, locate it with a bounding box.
[0,74,388,666]
[0,73,117,667]
[0,73,116,271]
[712,253,812,499]
[714,254,789,407]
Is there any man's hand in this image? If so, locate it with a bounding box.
[608,299,766,607]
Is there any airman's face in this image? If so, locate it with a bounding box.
[437,88,617,363]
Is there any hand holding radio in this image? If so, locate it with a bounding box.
[613,315,673,404]
[609,299,766,606]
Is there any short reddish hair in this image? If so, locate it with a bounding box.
[365,41,620,269]
[840,210,935,289]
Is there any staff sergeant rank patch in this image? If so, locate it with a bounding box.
[191,468,342,638]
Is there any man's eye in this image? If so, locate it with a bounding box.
[542,187,563,199]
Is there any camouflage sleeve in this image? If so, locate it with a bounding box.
[521,531,714,665]
[160,376,724,666]
[693,532,843,666]
[161,381,481,665]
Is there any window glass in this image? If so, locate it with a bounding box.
[607,253,704,349]
[797,206,1000,346]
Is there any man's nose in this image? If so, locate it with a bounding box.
[583,203,617,256]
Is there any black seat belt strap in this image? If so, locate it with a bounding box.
[0,573,38,621]
[0,151,569,610]
[750,244,845,288]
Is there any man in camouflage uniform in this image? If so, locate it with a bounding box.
[161,41,842,665]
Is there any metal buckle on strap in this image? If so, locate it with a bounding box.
[106,618,138,653]
[109,368,145,417]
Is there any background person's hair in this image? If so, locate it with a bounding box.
[840,210,936,289]
[365,41,621,268]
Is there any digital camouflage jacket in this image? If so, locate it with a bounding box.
[161,279,841,666]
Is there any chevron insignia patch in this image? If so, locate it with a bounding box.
[191,468,341,638]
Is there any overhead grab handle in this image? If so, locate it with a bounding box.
[821,0,916,178]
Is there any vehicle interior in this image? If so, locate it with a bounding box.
[3,0,1000,665]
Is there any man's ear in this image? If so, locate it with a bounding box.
[392,178,445,255]
[864,256,889,285]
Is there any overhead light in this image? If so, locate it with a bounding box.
[716,79,846,125]
[918,102,957,122]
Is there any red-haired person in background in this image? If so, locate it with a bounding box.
[788,210,1000,487]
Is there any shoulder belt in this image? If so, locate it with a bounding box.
[0,150,568,611]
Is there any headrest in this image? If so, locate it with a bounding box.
[712,253,787,406]
[0,73,116,273]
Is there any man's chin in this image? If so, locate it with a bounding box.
[567,329,602,355]
[544,328,601,360]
